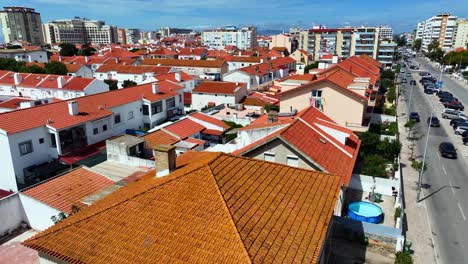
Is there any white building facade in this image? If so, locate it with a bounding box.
[0,49,48,63]
[202,26,257,50]
[415,14,458,51]
[42,18,117,44]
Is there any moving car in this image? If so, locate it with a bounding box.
[439,142,457,159]
[401,78,407,83]
[409,112,420,122]
[442,109,468,120]
[410,80,416,85]
[428,116,440,127]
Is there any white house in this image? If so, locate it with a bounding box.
[0,71,109,100]
[65,64,94,78]
[94,65,175,88]
[225,56,262,72]
[0,49,48,63]
[155,71,195,93]
[0,81,183,192]
[191,81,248,110]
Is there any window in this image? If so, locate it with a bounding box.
[264,152,275,162]
[166,97,176,109]
[143,105,149,115]
[103,125,108,131]
[312,90,323,98]
[114,114,121,124]
[50,133,57,148]
[151,101,163,114]
[287,156,299,167]
[93,128,99,135]
[19,141,33,156]
[39,138,44,144]
[128,111,134,120]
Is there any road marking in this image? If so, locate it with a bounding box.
[437,153,441,161]
[442,165,447,175]
[449,180,455,194]
[458,203,467,221]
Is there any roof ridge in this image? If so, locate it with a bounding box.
[204,160,253,260]
[24,162,212,242]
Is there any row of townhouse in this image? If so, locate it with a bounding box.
[0,49,49,63]
[141,58,228,80]
[0,71,109,100]
[0,80,185,192]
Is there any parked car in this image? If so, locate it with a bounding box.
[409,112,420,122]
[437,91,453,97]
[463,135,468,145]
[406,73,411,77]
[439,142,457,159]
[424,87,437,94]
[401,78,407,83]
[442,109,468,120]
[440,96,457,103]
[455,125,468,135]
[444,102,465,111]
[461,129,468,138]
[451,119,468,129]
[428,116,440,127]
[410,80,416,85]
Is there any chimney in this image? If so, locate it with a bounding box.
[152,82,159,94]
[267,110,279,123]
[57,76,67,88]
[260,58,264,63]
[85,56,89,63]
[153,145,176,177]
[68,101,79,115]
[13,73,22,85]
[332,55,338,64]
[175,71,181,82]
[59,55,62,62]
[115,57,119,64]
[238,51,241,56]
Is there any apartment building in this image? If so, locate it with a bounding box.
[377,25,394,40]
[159,27,193,37]
[377,40,397,66]
[42,18,118,44]
[125,28,140,44]
[202,26,257,50]
[117,28,127,44]
[353,27,380,59]
[299,27,355,60]
[415,14,458,51]
[0,81,183,191]
[0,6,43,45]
[453,19,468,49]
[269,34,298,53]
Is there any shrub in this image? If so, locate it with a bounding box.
[394,207,402,222]
[395,251,413,264]
[361,155,388,178]
[384,105,397,116]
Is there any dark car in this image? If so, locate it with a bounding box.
[463,135,468,146]
[437,91,453,97]
[424,87,437,94]
[401,78,407,83]
[410,80,417,85]
[451,119,468,128]
[461,130,468,138]
[409,112,420,122]
[423,83,436,89]
[444,102,465,111]
[428,116,440,127]
[439,142,458,158]
[440,96,457,103]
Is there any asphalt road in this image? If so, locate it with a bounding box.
[401,58,468,264]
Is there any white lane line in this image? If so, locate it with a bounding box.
[437,153,441,161]
[458,202,467,221]
[442,165,447,175]
[449,180,455,194]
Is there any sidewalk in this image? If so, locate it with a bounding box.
[396,92,438,264]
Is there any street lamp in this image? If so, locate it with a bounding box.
[417,110,433,202]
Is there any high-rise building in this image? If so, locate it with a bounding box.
[0,6,43,44]
[42,18,117,44]
[202,26,257,50]
[125,28,140,44]
[453,19,468,49]
[159,27,193,37]
[415,14,457,51]
[117,28,127,45]
[377,25,393,40]
[353,27,379,59]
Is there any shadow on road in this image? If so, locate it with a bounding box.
[419,185,461,202]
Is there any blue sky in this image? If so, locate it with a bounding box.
[3,0,468,34]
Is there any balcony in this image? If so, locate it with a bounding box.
[58,125,88,155]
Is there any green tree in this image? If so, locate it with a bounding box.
[44,61,68,75]
[129,48,140,53]
[304,61,319,73]
[6,44,22,49]
[429,48,444,62]
[381,69,395,80]
[0,58,25,72]
[78,43,96,56]
[20,64,46,74]
[413,39,422,52]
[104,80,118,90]
[59,43,78,56]
[395,251,413,264]
[122,80,137,88]
[427,40,439,54]
[396,36,407,47]
[386,85,396,104]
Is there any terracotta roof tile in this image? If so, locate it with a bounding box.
[65,63,84,73]
[0,98,30,110]
[189,112,230,129]
[193,81,245,95]
[142,58,226,68]
[95,64,172,75]
[22,167,113,213]
[155,71,194,82]
[164,118,206,139]
[143,129,180,148]
[23,153,341,264]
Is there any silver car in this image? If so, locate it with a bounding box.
[442,109,468,120]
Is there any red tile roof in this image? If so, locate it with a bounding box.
[23,153,341,264]
[0,189,13,199]
[184,137,206,146]
[95,64,171,75]
[225,56,262,63]
[285,73,316,81]
[235,106,360,184]
[193,81,245,95]
[189,112,230,129]
[347,56,380,75]
[141,58,226,68]
[65,63,84,73]
[163,118,206,139]
[155,71,194,82]
[358,54,383,68]
[0,72,94,91]
[0,98,30,110]
[178,47,205,56]
[149,48,178,56]
[143,129,180,148]
[22,167,113,213]
[0,82,178,134]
